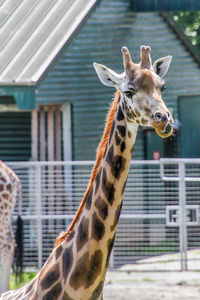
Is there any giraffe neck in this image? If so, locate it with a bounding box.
[39,93,138,299]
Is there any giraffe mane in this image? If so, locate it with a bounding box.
[54,90,120,247]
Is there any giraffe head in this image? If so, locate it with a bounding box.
[93,46,174,138]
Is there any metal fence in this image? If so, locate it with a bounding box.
[8,159,200,272]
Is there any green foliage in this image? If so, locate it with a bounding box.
[10,272,36,290]
[138,240,179,254]
[173,12,200,49]
[143,278,154,282]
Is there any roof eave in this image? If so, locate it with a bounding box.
[0,81,37,87]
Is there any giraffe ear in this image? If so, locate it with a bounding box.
[153,56,172,78]
[93,62,123,88]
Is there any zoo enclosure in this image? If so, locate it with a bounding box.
[9,159,200,272]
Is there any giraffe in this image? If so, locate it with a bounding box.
[0,45,174,300]
[0,161,23,293]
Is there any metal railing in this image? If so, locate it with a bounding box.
[8,159,200,271]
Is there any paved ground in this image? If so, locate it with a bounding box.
[104,250,200,299]
[104,271,200,299]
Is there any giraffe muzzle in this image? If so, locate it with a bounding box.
[155,121,173,138]
[151,110,174,138]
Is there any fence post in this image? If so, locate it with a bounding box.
[178,162,188,271]
[36,164,43,270]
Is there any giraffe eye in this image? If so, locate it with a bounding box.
[160,85,166,92]
[124,90,136,98]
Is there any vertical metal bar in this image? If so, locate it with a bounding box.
[36,164,43,270]
[178,162,188,271]
[55,104,62,161]
[47,105,54,161]
[39,105,46,161]
[31,109,38,160]
[47,105,55,228]
[62,104,73,222]
[55,105,62,230]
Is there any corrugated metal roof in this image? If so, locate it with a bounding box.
[0,0,98,86]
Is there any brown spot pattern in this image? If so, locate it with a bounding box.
[117,106,124,121]
[144,107,151,115]
[134,108,141,117]
[62,245,73,281]
[70,250,103,290]
[95,167,102,194]
[92,212,105,241]
[128,130,132,138]
[86,187,93,210]
[86,250,103,288]
[89,281,104,300]
[67,231,75,242]
[76,217,89,251]
[117,125,126,137]
[2,193,8,200]
[69,252,89,290]
[55,245,63,260]
[115,131,121,145]
[42,282,62,300]
[141,118,148,125]
[6,184,12,192]
[95,196,108,220]
[40,263,60,290]
[102,168,115,205]
[111,155,126,179]
[120,141,125,152]
[106,145,114,166]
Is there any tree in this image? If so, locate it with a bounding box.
[174,12,200,50]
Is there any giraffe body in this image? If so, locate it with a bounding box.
[0,161,22,293]
[0,46,174,299]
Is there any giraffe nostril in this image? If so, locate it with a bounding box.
[164,122,173,135]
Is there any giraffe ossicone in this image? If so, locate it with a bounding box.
[0,46,173,300]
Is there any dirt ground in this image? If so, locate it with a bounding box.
[104,271,200,300]
[103,249,200,299]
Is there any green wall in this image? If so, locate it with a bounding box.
[179,96,200,158]
[0,98,31,161]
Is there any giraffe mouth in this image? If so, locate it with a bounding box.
[155,122,173,138]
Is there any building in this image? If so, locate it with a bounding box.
[0,0,200,162]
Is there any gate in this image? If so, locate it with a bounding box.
[8,159,200,272]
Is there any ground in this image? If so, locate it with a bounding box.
[104,250,200,299]
[104,271,200,299]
